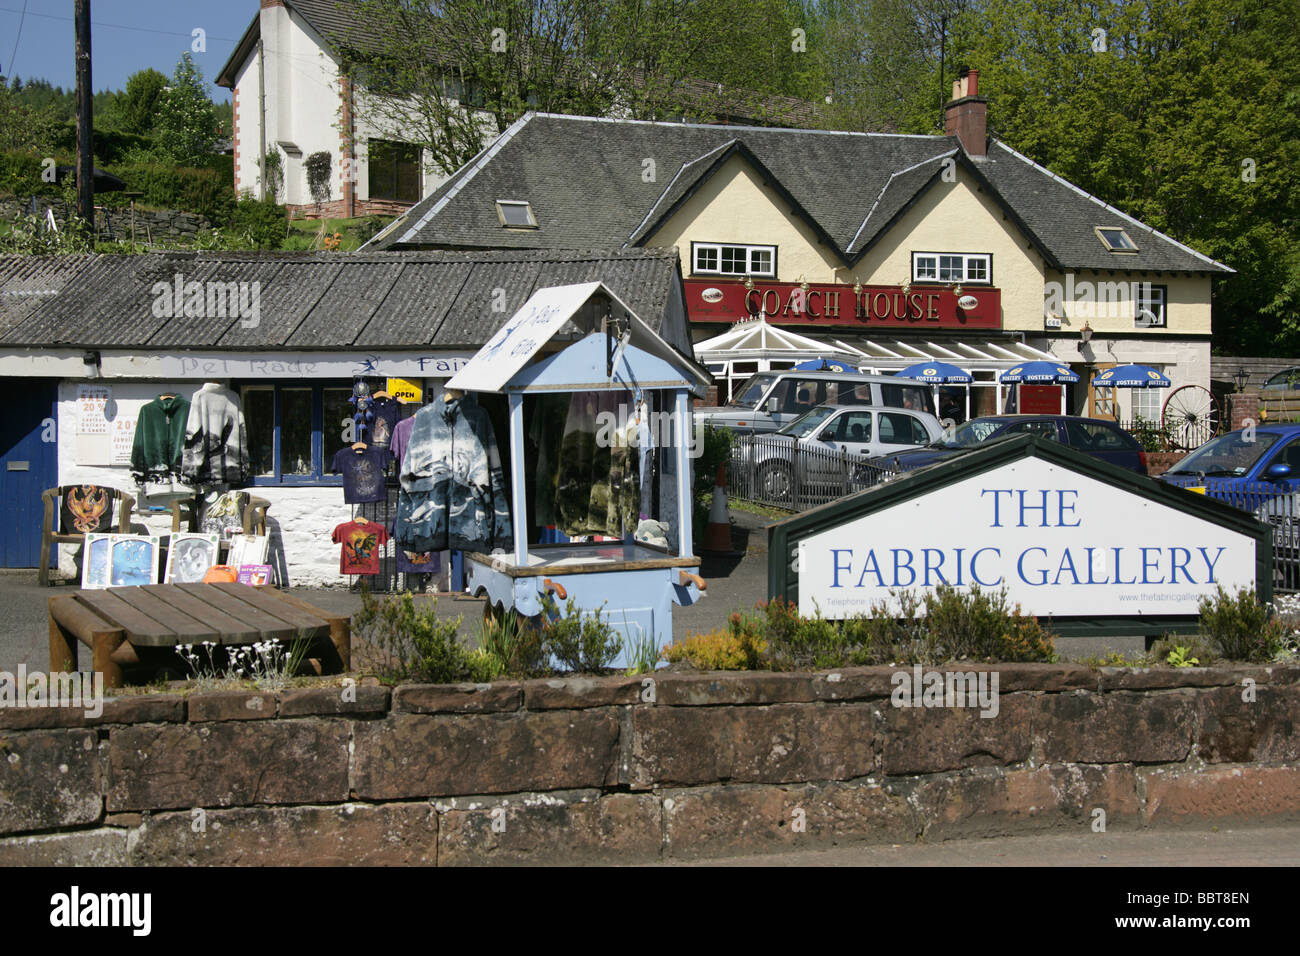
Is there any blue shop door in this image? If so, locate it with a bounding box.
[0,380,58,568]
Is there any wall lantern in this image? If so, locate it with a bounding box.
[1235,366,1250,392]
[1080,321,1093,345]
[82,349,101,379]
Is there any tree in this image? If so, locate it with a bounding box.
[155,53,218,166]
[0,80,63,152]
[119,68,169,136]
[305,150,332,212]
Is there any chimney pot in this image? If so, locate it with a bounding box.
[945,67,987,157]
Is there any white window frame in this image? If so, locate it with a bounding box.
[911,252,992,285]
[692,242,777,278]
[496,200,537,229]
[1096,226,1138,253]
[1135,283,1167,328]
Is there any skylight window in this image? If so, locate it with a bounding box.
[1096,227,1137,253]
[496,200,537,228]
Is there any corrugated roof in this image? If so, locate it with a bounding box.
[375,112,1231,276]
[0,248,685,353]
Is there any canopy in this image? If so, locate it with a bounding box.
[1092,364,1171,388]
[896,361,973,384]
[1000,362,1079,384]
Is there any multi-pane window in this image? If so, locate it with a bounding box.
[692,243,777,277]
[241,383,351,486]
[1131,368,1165,421]
[368,139,422,203]
[1136,284,1167,328]
[912,252,992,284]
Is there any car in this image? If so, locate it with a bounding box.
[1158,424,1300,505]
[698,369,936,434]
[1262,367,1300,392]
[735,404,944,502]
[862,414,1149,478]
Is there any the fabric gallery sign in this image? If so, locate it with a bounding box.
[796,457,1257,619]
[684,279,1000,329]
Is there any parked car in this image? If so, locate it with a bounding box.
[1262,367,1300,392]
[1158,424,1300,502]
[862,414,1149,478]
[737,404,944,502]
[698,369,935,434]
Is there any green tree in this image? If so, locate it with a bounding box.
[155,53,218,166]
[0,80,63,152]
[118,68,169,136]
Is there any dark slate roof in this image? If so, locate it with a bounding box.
[0,248,688,353]
[374,112,1231,275]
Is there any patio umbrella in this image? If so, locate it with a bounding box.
[1000,362,1078,415]
[1091,364,1171,388]
[999,362,1079,384]
[792,358,854,372]
[897,361,973,384]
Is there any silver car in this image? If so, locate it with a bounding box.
[737,404,944,503]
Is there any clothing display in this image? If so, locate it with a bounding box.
[182,382,249,485]
[130,394,190,482]
[369,397,402,449]
[332,518,389,575]
[390,414,416,470]
[528,394,569,528]
[198,490,250,540]
[554,391,639,538]
[395,391,511,554]
[330,445,393,504]
[59,484,115,535]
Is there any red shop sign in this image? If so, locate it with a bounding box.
[685,279,1001,330]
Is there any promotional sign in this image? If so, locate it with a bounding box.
[795,456,1256,618]
[386,377,422,403]
[685,279,1001,330]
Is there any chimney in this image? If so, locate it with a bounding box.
[944,67,987,157]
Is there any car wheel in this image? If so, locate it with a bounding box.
[758,461,793,504]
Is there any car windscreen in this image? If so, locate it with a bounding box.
[1165,432,1282,476]
[730,373,777,407]
[935,418,1003,448]
[777,405,837,438]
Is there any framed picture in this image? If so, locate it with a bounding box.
[108,534,161,587]
[237,564,274,586]
[165,533,220,584]
[227,533,269,568]
[82,533,114,589]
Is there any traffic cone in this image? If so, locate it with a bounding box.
[704,463,735,554]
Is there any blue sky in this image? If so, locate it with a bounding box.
[1,0,256,102]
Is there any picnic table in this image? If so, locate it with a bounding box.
[48,582,350,688]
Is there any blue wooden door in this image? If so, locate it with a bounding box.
[0,380,58,568]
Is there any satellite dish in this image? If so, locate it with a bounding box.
[957,294,978,310]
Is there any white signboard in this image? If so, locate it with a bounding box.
[76,385,111,434]
[154,352,473,379]
[448,282,601,394]
[797,457,1257,619]
[110,416,136,465]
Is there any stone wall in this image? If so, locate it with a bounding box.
[0,197,211,243]
[2,664,1297,865]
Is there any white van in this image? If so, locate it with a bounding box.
[697,369,936,433]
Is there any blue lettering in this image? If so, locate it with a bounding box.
[1057,490,1081,527]
[982,489,1014,527]
[892,549,916,587]
[1054,548,1081,585]
[922,548,947,586]
[1017,489,1050,527]
[1084,547,1107,584]
[953,548,965,586]
[1198,546,1226,583]
[831,549,853,588]
[971,547,1002,587]
[856,550,885,588]
[1140,547,1164,585]
[1169,547,1193,584]
[1017,547,1049,586]
[1112,547,1136,585]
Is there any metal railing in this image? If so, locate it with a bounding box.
[1118,417,1216,453]
[727,431,907,510]
[1190,479,1300,593]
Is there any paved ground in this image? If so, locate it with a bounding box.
[652,823,1300,866]
[0,507,1146,673]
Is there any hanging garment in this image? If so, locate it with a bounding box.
[369,397,402,449]
[390,520,441,575]
[554,391,639,538]
[332,519,388,575]
[182,383,249,485]
[528,394,568,528]
[198,490,250,540]
[130,395,190,482]
[390,414,417,471]
[394,392,511,553]
[330,445,393,504]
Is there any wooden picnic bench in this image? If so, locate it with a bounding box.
[48,583,350,688]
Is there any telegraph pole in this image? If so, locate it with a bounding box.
[74,0,93,227]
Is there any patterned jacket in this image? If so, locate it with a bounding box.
[182,383,248,485]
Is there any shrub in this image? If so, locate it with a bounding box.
[305,150,332,209]
[229,195,288,249]
[841,591,925,665]
[543,596,622,673]
[479,604,549,678]
[1198,586,1286,662]
[920,584,1056,663]
[663,616,766,670]
[1150,634,1216,667]
[352,587,478,684]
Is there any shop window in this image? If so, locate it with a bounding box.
[1096,226,1138,253]
[1131,373,1164,421]
[691,242,777,277]
[368,139,423,203]
[1135,284,1166,328]
[496,199,537,228]
[240,383,350,486]
[911,252,991,285]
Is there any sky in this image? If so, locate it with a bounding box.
[0,0,255,102]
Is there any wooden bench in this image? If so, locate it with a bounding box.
[48,582,350,688]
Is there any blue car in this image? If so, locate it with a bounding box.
[1158,424,1300,505]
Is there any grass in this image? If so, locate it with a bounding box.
[285,215,393,251]
[729,498,796,520]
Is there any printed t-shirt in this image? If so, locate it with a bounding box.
[331,519,389,575]
[330,446,393,503]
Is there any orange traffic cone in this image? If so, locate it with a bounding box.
[704,463,735,554]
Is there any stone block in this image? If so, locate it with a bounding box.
[277,685,390,718]
[878,693,1033,775]
[187,690,277,722]
[1037,690,1195,763]
[522,675,643,709]
[1144,766,1300,824]
[393,682,522,714]
[0,829,128,867]
[0,729,101,836]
